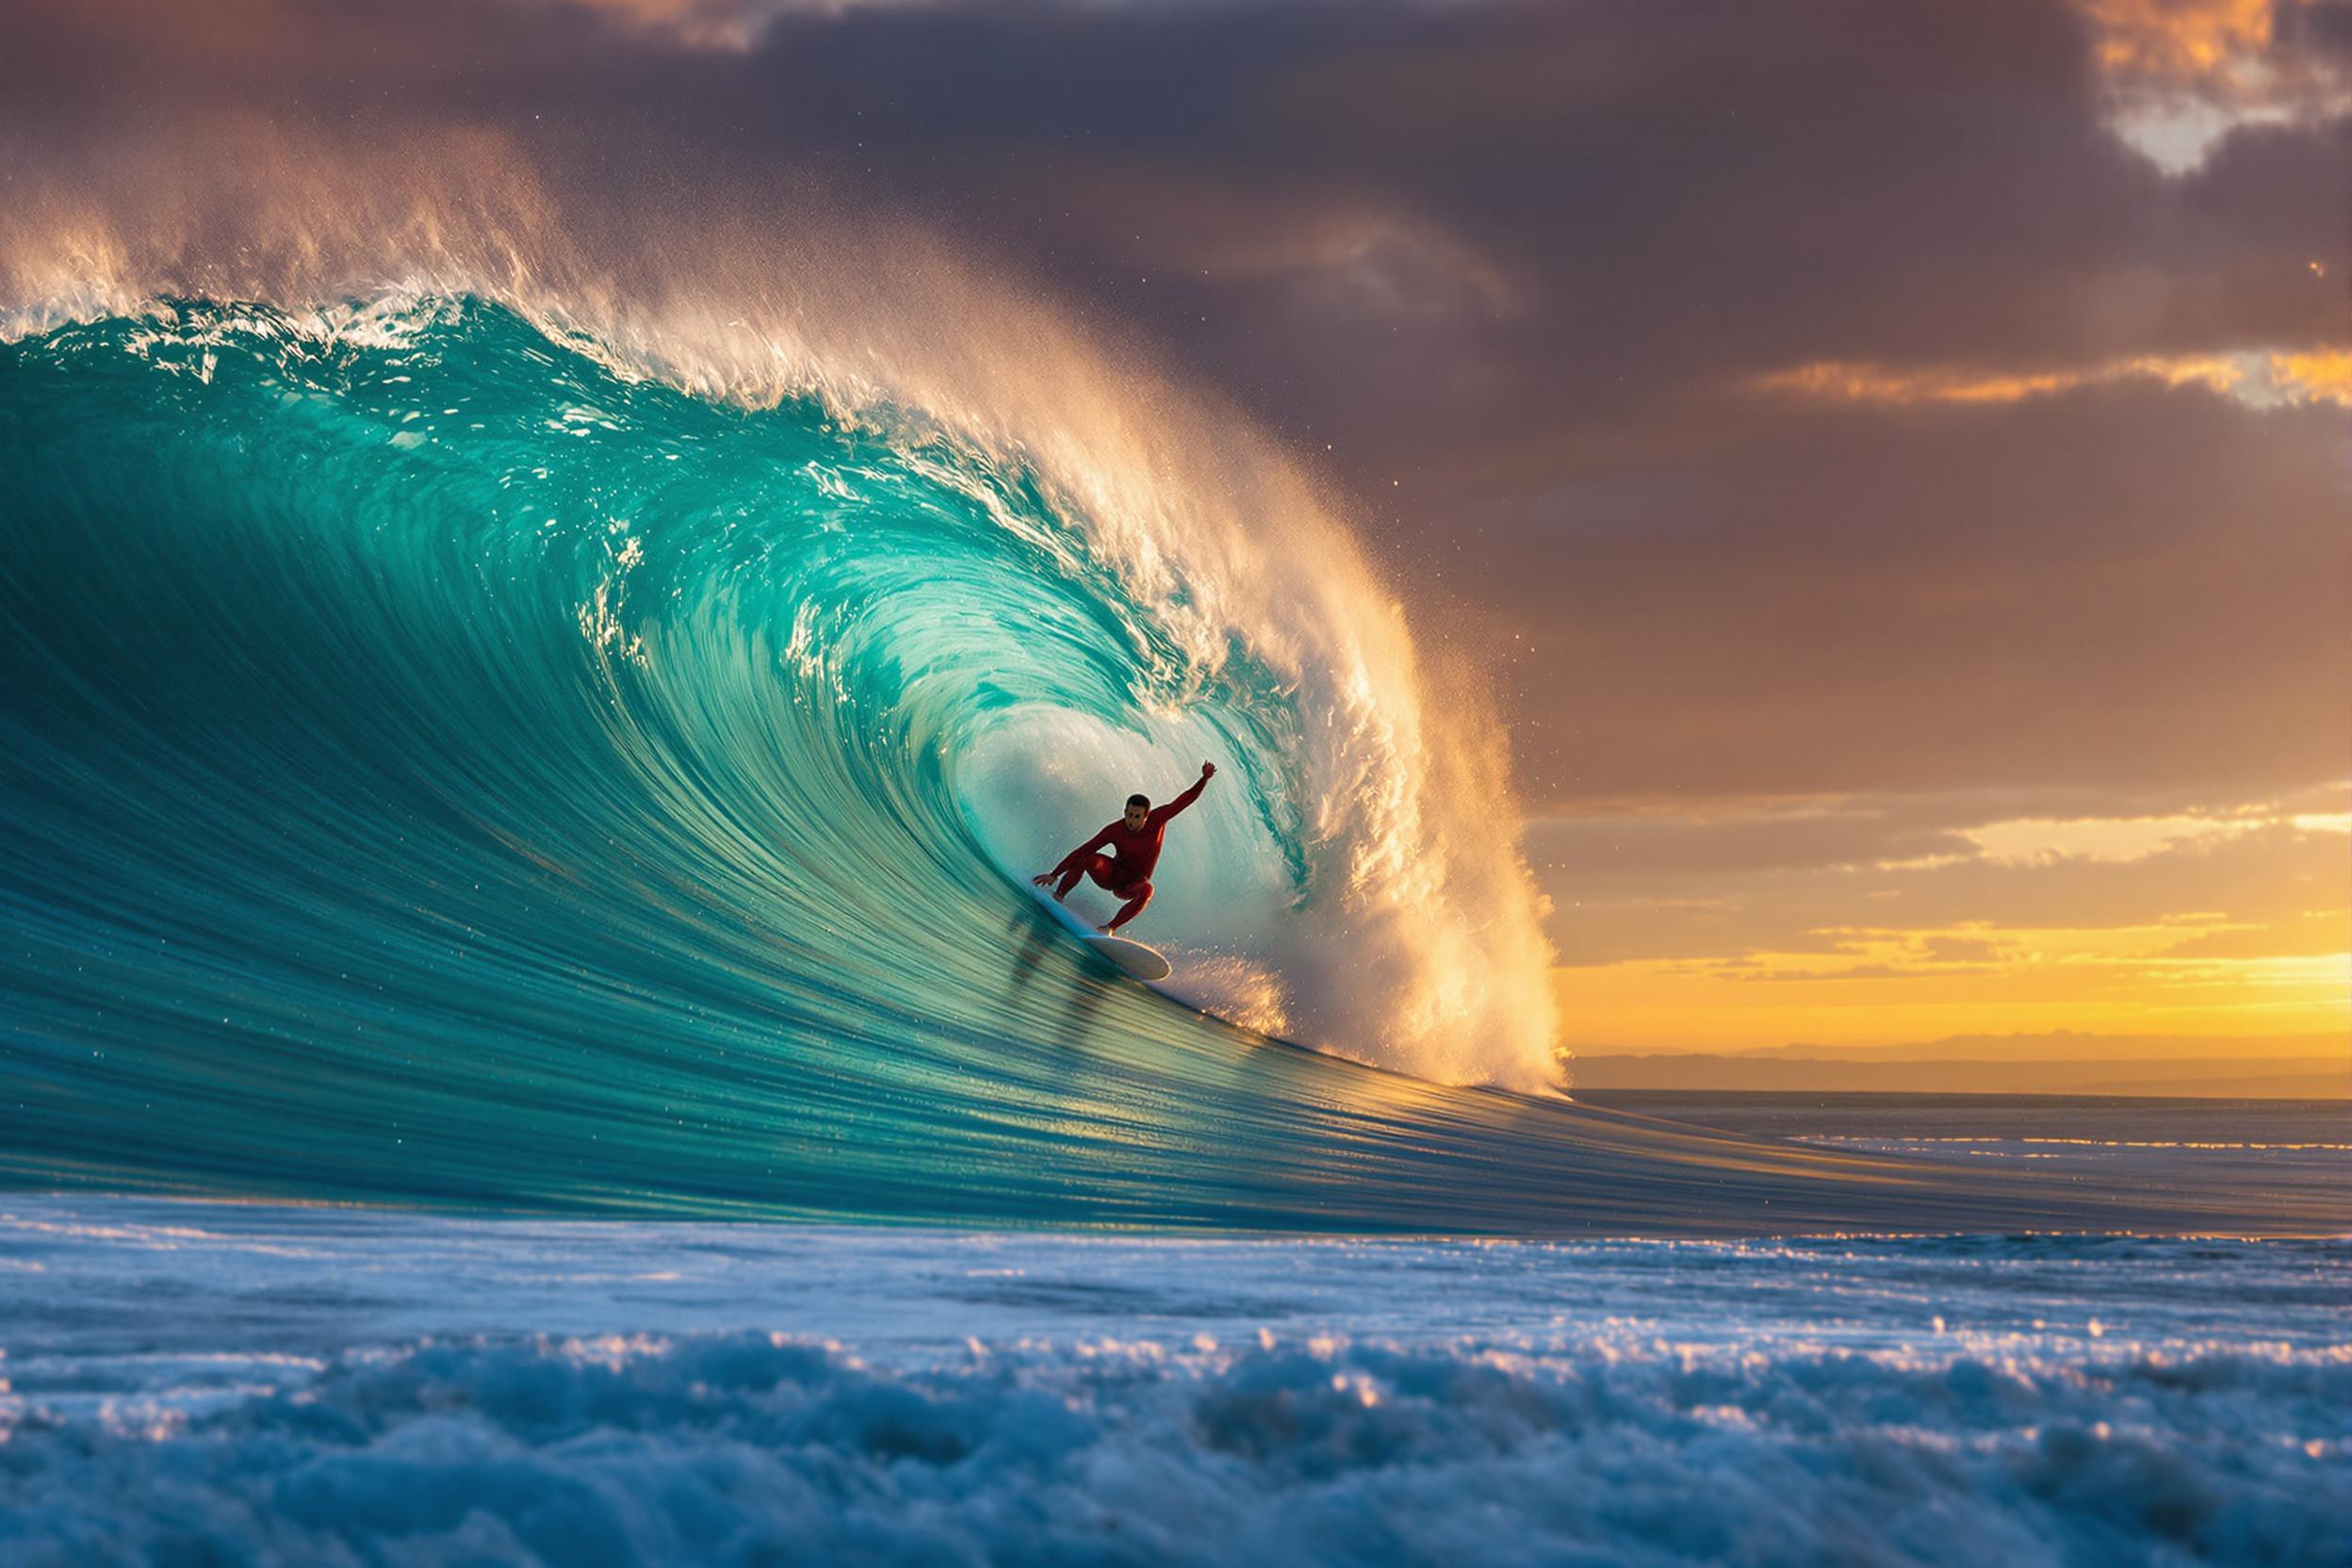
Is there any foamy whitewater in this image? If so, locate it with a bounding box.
[3,1192,2347,1568]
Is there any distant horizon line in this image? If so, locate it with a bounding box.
[1560,1029,2348,1063]
[1560,1039,2346,1100]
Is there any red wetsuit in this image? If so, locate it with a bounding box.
[1049,775,1209,932]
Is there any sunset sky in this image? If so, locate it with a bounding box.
[11,0,2345,1069]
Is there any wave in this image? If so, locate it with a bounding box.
[0,130,2328,1233]
[0,125,1561,1083]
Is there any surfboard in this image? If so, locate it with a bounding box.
[1032,888,1174,981]
[1084,932,1173,982]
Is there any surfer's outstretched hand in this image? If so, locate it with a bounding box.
[1200,761,1216,779]
[1030,872,1057,889]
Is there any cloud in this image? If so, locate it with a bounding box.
[1494,388,2347,805]
[543,0,923,50]
[1964,811,2275,864]
[2076,0,2352,169]
[1750,350,2351,408]
[1537,791,2347,1040]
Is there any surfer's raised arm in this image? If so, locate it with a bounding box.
[1151,762,1215,824]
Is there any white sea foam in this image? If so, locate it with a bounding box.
[9,1330,2348,1567]
[1,1198,2344,1567]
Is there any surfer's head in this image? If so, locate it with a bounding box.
[1124,793,1150,829]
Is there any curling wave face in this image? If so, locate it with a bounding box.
[0,172,2329,1231]
[0,285,1564,1066]
[0,290,1587,1223]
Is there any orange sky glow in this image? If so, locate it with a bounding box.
[1522,1,2350,1076]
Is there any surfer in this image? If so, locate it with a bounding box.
[1033,762,1216,934]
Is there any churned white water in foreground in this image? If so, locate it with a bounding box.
[3,1195,2346,1568]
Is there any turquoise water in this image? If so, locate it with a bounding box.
[0,297,2330,1234]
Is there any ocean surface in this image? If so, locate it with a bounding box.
[3,1184,2346,1567]
[1576,1093,2352,1227]
[5,1101,2346,1564]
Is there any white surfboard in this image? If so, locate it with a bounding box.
[1034,890,1174,981]
[1083,932,1173,982]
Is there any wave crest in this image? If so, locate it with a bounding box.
[0,122,1560,1094]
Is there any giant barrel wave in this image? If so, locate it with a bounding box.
[0,163,2299,1233]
